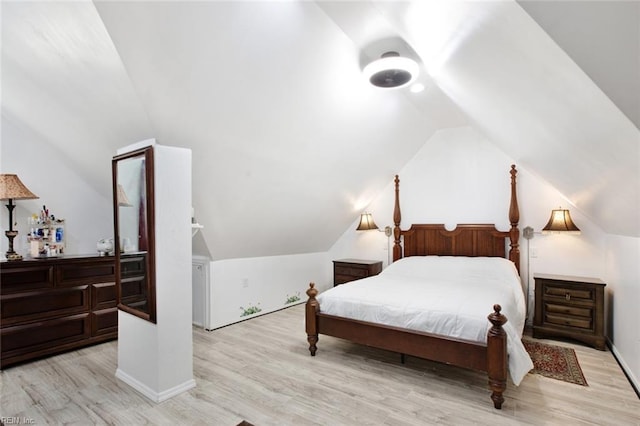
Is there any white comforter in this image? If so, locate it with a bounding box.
[317,256,533,385]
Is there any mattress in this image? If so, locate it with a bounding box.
[317,256,533,385]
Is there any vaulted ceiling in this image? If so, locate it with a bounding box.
[2,1,638,260]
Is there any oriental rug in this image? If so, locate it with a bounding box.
[523,340,588,386]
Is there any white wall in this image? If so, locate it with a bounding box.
[605,235,640,392]
[208,252,331,330]
[0,115,113,256]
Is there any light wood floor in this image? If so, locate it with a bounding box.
[1,304,638,425]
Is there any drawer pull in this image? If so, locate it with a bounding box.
[565,293,571,301]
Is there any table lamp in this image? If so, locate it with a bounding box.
[0,174,38,260]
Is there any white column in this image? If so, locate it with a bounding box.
[116,141,195,402]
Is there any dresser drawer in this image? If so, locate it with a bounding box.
[91,307,118,337]
[545,303,591,318]
[91,282,117,310]
[1,285,89,326]
[335,274,357,285]
[0,265,53,294]
[57,260,115,287]
[335,266,367,278]
[1,313,91,358]
[545,313,592,330]
[544,285,594,303]
[333,259,383,286]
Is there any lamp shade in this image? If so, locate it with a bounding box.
[117,184,133,207]
[363,51,419,89]
[356,213,379,231]
[0,174,38,200]
[542,208,580,234]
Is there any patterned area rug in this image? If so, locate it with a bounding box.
[523,340,588,386]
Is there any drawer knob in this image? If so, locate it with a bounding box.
[565,293,571,301]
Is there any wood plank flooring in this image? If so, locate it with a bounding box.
[1,304,638,425]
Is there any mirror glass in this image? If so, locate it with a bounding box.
[112,146,156,323]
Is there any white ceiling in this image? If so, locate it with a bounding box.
[519,0,640,129]
[2,1,638,260]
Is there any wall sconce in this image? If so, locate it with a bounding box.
[356,212,392,265]
[356,212,392,236]
[0,174,39,260]
[357,212,377,230]
[541,207,581,234]
[521,206,581,321]
[523,207,580,240]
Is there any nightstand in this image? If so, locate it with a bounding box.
[533,273,606,350]
[333,259,383,286]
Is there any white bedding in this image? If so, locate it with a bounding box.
[317,256,533,385]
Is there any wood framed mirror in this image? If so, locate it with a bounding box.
[112,146,156,323]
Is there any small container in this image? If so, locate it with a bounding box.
[30,240,40,257]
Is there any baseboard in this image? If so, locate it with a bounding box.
[207,301,305,331]
[116,368,196,403]
[608,340,640,399]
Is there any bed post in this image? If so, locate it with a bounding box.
[305,283,319,356]
[508,165,520,273]
[487,304,508,409]
[392,175,402,262]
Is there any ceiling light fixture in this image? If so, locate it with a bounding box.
[363,51,419,89]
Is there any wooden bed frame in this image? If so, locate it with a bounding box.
[305,165,520,409]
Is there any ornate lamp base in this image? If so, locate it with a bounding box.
[6,252,23,261]
[5,229,23,261]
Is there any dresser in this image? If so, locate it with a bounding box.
[533,273,606,350]
[1,255,117,368]
[333,259,383,286]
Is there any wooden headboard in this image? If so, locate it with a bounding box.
[392,165,520,273]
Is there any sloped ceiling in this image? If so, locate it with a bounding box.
[92,0,468,259]
[519,0,640,129]
[1,1,153,193]
[2,1,638,260]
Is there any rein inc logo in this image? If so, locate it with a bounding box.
[1,417,35,425]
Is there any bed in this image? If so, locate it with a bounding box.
[305,165,532,409]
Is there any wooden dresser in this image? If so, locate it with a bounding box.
[533,273,606,350]
[333,259,383,286]
[1,255,117,368]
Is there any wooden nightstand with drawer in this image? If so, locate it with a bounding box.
[333,259,383,286]
[533,273,606,350]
